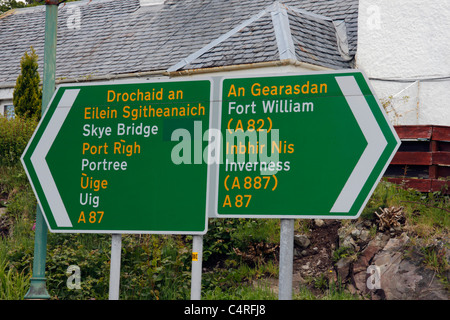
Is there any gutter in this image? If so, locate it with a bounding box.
[55,70,166,84]
[166,59,331,77]
[0,70,166,89]
[0,59,330,90]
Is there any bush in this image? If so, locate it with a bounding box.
[13,47,42,119]
[0,116,37,166]
[45,234,111,300]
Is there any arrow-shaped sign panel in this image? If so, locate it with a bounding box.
[213,70,400,219]
[330,76,387,213]
[22,79,212,234]
[30,89,80,228]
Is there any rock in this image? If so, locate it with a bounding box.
[353,270,369,294]
[351,228,361,240]
[294,234,310,249]
[337,226,348,239]
[314,219,325,227]
[336,256,353,281]
[372,232,390,248]
[370,234,449,300]
[360,229,370,242]
[352,238,387,293]
[0,207,6,217]
[341,235,358,251]
[294,248,309,257]
[354,243,383,273]
[347,283,358,295]
[301,262,310,270]
[363,220,372,228]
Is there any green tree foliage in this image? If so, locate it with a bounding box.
[0,0,26,14]
[13,47,42,119]
[1,0,79,13]
[0,116,37,165]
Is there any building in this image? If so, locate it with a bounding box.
[2,0,449,125]
[357,0,450,126]
[0,0,358,116]
[1,0,449,192]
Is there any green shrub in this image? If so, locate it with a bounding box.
[0,116,37,166]
[203,218,279,263]
[13,47,42,119]
[230,219,279,249]
[45,234,111,300]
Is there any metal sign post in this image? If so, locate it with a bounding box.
[109,234,122,300]
[191,235,203,300]
[24,1,59,300]
[278,219,294,300]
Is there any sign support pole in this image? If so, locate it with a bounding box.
[278,219,294,300]
[24,2,58,300]
[190,235,203,300]
[109,234,122,300]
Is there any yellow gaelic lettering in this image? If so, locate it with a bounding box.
[78,211,86,223]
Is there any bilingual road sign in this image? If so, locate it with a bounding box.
[213,70,401,219]
[22,79,211,234]
[22,70,400,233]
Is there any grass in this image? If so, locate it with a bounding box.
[0,258,30,300]
[0,161,448,300]
[294,278,360,300]
[204,283,277,300]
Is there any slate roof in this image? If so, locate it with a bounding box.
[0,0,358,85]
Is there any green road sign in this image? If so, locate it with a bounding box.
[213,70,400,219]
[22,79,211,234]
[22,71,400,232]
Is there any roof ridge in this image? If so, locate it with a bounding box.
[271,1,296,60]
[286,4,353,62]
[167,1,281,72]
[167,0,355,73]
[285,5,333,23]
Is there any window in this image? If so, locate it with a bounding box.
[4,105,15,119]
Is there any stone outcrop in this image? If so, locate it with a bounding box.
[347,230,449,300]
[292,214,449,300]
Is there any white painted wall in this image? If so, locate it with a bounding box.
[356,0,450,126]
[0,88,14,117]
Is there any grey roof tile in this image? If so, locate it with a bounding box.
[0,0,358,84]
